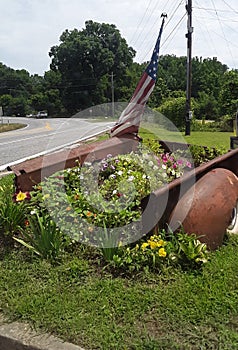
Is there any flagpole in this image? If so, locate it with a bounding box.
[185,0,193,136]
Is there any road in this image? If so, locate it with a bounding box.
[0,117,114,170]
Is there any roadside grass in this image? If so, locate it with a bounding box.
[0,123,26,133]
[0,234,238,349]
[140,122,233,150]
[0,129,238,349]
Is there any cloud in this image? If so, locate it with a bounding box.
[0,0,237,75]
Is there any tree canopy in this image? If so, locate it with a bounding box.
[49,20,136,112]
[0,19,238,126]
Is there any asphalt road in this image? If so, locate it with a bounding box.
[0,117,114,170]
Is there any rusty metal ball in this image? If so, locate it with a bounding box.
[169,168,238,250]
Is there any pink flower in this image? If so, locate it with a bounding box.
[177,159,184,166]
[186,161,192,168]
[162,154,169,163]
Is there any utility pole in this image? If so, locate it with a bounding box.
[111,72,115,118]
[0,106,3,125]
[185,0,193,136]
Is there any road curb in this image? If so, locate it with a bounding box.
[0,317,85,350]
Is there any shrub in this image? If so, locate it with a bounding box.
[154,97,195,131]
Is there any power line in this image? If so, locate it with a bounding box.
[136,1,185,62]
[220,0,238,15]
[129,0,154,43]
[210,0,236,68]
[195,16,238,23]
[193,6,236,13]
[161,12,187,50]
[130,0,163,47]
[193,9,219,59]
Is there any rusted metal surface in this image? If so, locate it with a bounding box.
[143,147,238,222]
[9,134,139,192]
[9,133,238,249]
[169,168,238,249]
[141,148,238,248]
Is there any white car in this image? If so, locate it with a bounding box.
[36,111,48,118]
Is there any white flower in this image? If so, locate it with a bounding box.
[30,210,36,215]
[109,174,116,179]
[148,161,154,167]
[113,190,117,194]
[117,170,123,176]
[162,164,167,170]
[128,175,135,181]
[142,174,147,179]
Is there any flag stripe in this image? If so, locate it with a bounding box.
[110,17,165,137]
[130,72,148,101]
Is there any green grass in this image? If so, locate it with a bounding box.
[0,129,237,349]
[0,123,26,133]
[0,237,238,349]
[140,122,233,150]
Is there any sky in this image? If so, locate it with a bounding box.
[0,0,238,76]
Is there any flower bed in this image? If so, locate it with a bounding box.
[0,140,226,271]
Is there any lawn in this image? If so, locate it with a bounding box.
[0,238,238,350]
[140,122,233,150]
[0,133,238,350]
[0,123,26,133]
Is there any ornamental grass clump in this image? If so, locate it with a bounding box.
[14,211,68,263]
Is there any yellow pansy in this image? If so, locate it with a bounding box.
[157,239,166,247]
[141,242,149,251]
[148,240,158,250]
[158,248,167,258]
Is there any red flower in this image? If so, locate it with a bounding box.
[25,219,30,226]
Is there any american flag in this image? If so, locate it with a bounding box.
[110,16,166,137]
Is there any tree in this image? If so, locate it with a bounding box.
[219,70,238,117]
[158,55,187,92]
[192,57,228,99]
[194,91,219,120]
[49,20,136,113]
